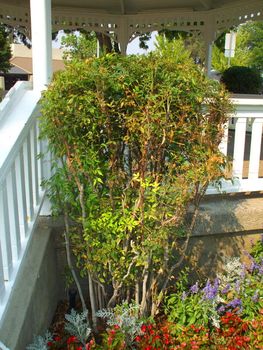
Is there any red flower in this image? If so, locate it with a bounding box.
[67,336,78,344]
[141,324,147,333]
[47,342,53,347]
[135,336,141,342]
[54,336,61,342]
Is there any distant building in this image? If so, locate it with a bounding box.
[0,44,65,92]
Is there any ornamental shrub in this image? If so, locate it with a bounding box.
[221,66,262,94]
[40,37,231,321]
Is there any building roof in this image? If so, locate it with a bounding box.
[7,65,28,75]
[9,44,65,75]
[10,57,65,75]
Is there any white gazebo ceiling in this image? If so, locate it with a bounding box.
[0,0,262,45]
[0,0,261,14]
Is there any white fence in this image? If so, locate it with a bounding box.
[207,95,263,194]
[0,82,48,319]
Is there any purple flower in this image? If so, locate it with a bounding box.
[214,278,219,289]
[227,298,242,309]
[190,282,199,294]
[235,280,241,293]
[202,279,218,300]
[249,260,260,273]
[221,284,231,294]
[252,291,259,303]
[181,291,188,301]
[217,305,226,314]
[240,264,246,279]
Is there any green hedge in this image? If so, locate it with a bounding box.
[221,66,262,94]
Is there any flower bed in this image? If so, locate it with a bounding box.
[27,240,263,350]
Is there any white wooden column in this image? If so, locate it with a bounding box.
[203,20,216,76]
[30,0,52,91]
[205,42,213,76]
[118,17,129,55]
[248,118,263,179]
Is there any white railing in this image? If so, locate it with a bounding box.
[207,95,263,194]
[0,82,48,319]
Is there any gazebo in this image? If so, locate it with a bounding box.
[0,1,262,349]
[0,0,262,90]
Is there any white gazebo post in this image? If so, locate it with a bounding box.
[118,17,129,55]
[205,41,213,75]
[203,20,216,76]
[30,0,52,92]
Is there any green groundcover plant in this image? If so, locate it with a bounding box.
[40,37,231,323]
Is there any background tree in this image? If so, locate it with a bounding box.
[0,24,11,72]
[237,21,263,71]
[212,21,263,73]
[61,31,97,60]
[140,30,205,65]
[56,29,120,56]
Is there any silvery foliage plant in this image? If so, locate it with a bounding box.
[26,331,53,350]
[96,301,143,346]
[218,257,245,288]
[65,309,91,346]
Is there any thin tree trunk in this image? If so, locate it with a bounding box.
[64,210,87,312]
[135,281,140,305]
[140,271,149,316]
[88,272,97,329]
[155,182,209,309]
[107,286,120,308]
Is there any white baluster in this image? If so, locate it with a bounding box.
[248,118,263,180]
[219,120,229,156]
[233,117,247,179]
[16,151,28,238]
[0,182,13,280]
[31,121,40,206]
[0,241,6,303]
[6,166,21,261]
[24,136,34,222]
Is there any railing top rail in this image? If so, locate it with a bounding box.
[0,82,32,124]
[0,83,40,184]
[231,94,263,106]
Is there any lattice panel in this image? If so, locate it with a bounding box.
[0,1,261,46]
[0,4,30,28]
[215,2,263,34]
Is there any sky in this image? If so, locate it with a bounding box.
[127,32,157,55]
